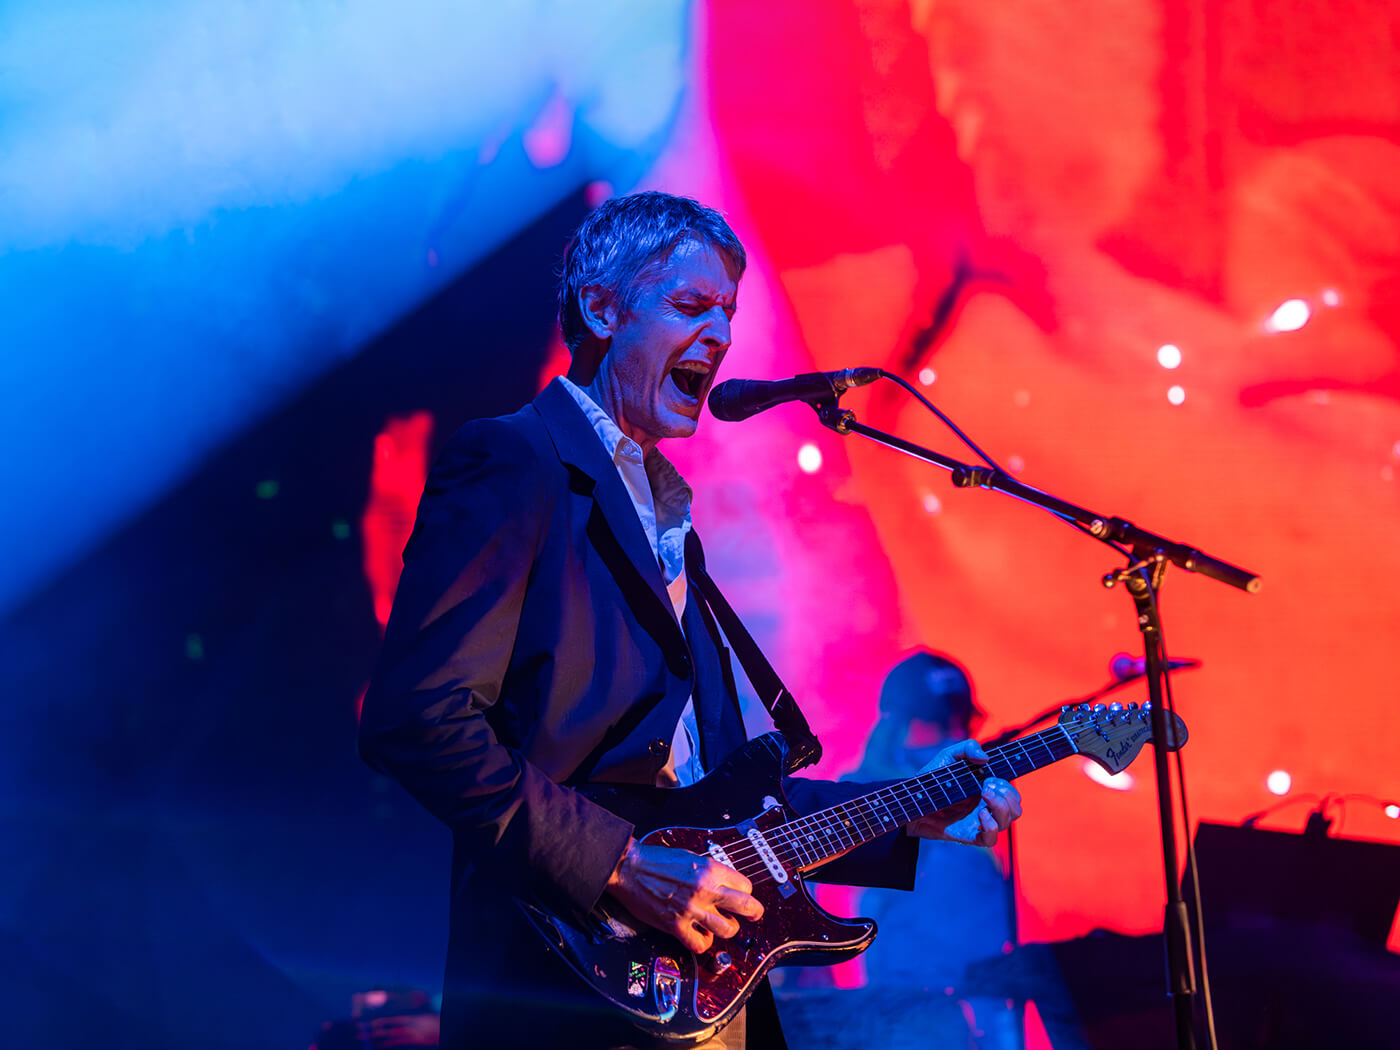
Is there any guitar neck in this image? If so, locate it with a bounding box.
[775,725,1079,870]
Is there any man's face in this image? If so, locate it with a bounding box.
[598,240,738,448]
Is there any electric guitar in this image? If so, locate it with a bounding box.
[518,701,1187,1047]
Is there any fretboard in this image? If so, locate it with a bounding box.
[772,725,1079,870]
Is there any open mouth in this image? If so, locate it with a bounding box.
[669,365,710,400]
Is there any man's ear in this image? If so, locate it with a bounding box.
[578,285,618,341]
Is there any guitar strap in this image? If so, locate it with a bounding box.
[685,529,822,774]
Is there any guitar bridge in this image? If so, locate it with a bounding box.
[652,955,682,1021]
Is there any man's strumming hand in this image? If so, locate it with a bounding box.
[605,838,764,954]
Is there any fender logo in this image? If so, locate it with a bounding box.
[1104,726,1149,764]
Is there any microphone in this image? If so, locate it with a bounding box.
[1110,652,1202,681]
[707,368,881,422]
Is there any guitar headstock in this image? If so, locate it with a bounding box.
[1060,702,1189,775]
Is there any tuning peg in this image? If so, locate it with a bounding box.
[1108,701,1124,723]
[1092,703,1107,716]
[1061,704,1073,715]
[1127,702,1139,711]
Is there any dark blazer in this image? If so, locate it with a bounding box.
[359,379,918,1048]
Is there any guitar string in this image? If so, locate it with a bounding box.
[716,733,1064,879]
[716,726,1074,876]
[729,736,1052,876]
[708,710,1138,882]
[714,730,1072,880]
[694,712,1149,886]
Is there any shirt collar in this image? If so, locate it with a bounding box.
[558,375,693,520]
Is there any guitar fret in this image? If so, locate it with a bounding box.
[775,723,1104,869]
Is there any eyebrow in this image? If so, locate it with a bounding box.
[674,287,737,312]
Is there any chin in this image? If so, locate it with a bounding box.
[649,404,701,442]
[664,418,699,441]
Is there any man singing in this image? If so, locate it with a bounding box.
[358,191,1022,1049]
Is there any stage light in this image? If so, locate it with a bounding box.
[1157,344,1182,369]
[586,181,615,207]
[1167,385,1186,405]
[797,443,823,474]
[1266,299,1311,333]
[1082,758,1134,791]
[1266,770,1292,795]
[918,368,937,386]
[1386,804,1399,819]
[921,493,942,514]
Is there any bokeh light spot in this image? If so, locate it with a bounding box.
[921,492,942,514]
[1266,770,1292,796]
[918,367,937,386]
[1083,759,1134,791]
[797,443,823,474]
[1265,299,1311,333]
[1167,385,1186,405]
[1157,344,1182,369]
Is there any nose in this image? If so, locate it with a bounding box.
[700,308,731,352]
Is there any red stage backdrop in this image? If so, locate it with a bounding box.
[618,0,1400,967]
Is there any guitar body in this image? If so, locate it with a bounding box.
[518,734,873,1047]
[518,702,1187,1048]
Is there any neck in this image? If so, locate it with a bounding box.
[773,723,1079,871]
[580,370,658,457]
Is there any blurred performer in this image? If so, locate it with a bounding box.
[848,650,1019,1050]
[358,192,1022,1049]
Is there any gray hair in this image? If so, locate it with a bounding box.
[557,191,746,354]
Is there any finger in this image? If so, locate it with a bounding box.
[703,858,754,897]
[977,806,1000,845]
[714,883,764,921]
[697,906,743,939]
[674,918,715,953]
[962,741,989,764]
[931,739,987,769]
[980,780,1022,827]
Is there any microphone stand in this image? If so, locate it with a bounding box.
[809,400,1259,1050]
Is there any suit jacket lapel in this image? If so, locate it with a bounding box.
[533,378,686,650]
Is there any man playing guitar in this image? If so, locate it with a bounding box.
[358,191,1023,1049]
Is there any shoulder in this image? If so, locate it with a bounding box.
[434,404,555,476]
[423,405,560,510]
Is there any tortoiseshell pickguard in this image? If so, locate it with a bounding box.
[519,734,876,1047]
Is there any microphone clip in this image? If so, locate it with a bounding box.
[813,401,855,434]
